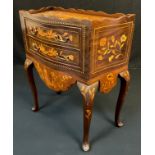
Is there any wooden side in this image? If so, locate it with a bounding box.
[89,19,135,79]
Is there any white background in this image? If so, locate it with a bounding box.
[0,0,13,155]
[141,0,155,155]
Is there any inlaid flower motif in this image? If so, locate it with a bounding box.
[100,38,107,46]
[97,34,128,63]
[98,55,103,61]
[111,35,115,43]
[108,55,114,62]
[47,30,53,37]
[67,55,74,61]
[85,109,91,119]
[107,73,114,81]
[33,27,73,42]
[47,48,58,57]
[31,40,74,62]
[69,35,73,41]
[120,34,127,42]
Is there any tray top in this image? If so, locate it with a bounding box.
[36,10,110,21]
[24,6,135,23]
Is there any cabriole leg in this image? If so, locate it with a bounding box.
[77,81,99,151]
[115,70,130,127]
[24,58,39,112]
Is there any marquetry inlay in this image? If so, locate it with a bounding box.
[97,34,128,62]
[29,26,73,43]
[33,60,76,91]
[29,38,75,62]
[20,6,135,152]
[99,73,118,93]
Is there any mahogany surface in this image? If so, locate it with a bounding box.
[19,6,135,151]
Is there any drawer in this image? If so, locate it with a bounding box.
[25,18,81,49]
[27,36,80,66]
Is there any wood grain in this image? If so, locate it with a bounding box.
[19,6,135,151]
[77,81,99,151]
[33,60,76,92]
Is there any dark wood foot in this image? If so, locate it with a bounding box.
[56,91,62,95]
[24,58,39,112]
[115,70,130,127]
[77,81,99,151]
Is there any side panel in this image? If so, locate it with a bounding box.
[91,22,134,75]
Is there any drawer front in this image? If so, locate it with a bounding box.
[27,36,80,68]
[25,18,81,49]
[93,22,134,73]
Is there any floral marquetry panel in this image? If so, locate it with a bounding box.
[98,34,127,62]
[33,60,76,92]
[29,26,73,43]
[28,37,79,64]
[25,18,81,49]
[99,73,118,93]
[94,22,134,73]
